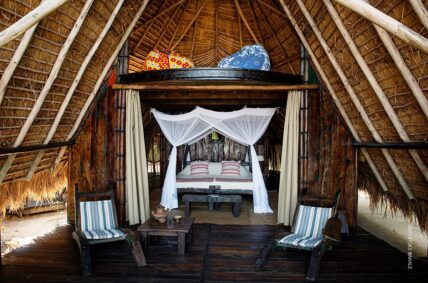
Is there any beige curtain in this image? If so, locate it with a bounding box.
[277,90,301,225]
[125,89,150,225]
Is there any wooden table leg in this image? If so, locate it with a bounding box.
[141,232,148,255]
[177,232,185,255]
[233,201,241,217]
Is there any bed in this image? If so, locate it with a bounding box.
[176,162,253,195]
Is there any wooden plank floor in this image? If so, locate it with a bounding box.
[0,224,426,282]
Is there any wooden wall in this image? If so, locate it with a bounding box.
[67,86,357,227]
[306,89,357,227]
[67,86,119,224]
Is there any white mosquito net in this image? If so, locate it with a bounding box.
[151,107,276,213]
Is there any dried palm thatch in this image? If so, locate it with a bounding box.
[0,161,67,214]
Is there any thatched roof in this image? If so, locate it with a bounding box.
[0,0,427,229]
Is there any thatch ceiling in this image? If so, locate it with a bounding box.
[0,0,427,229]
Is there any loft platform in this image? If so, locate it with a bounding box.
[113,68,318,91]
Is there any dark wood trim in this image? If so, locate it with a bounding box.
[113,83,318,91]
[352,142,428,149]
[0,140,75,156]
[118,68,303,85]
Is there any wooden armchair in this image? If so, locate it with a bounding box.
[72,184,146,276]
[255,190,342,281]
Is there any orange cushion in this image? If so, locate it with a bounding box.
[144,50,194,71]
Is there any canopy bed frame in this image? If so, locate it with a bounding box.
[113,68,318,216]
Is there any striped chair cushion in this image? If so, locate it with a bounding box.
[80,200,123,240]
[278,205,332,249]
[190,161,209,175]
[221,161,241,176]
[82,228,125,240]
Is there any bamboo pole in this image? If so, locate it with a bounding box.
[0,0,68,48]
[295,0,414,198]
[171,0,208,50]
[333,0,428,54]
[323,0,428,183]
[23,0,95,180]
[408,0,428,31]
[53,0,151,168]
[234,0,259,44]
[278,0,389,193]
[152,3,182,51]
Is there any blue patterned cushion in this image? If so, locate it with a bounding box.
[82,228,125,240]
[218,44,271,71]
[80,200,123,239]
[278,205,332,249]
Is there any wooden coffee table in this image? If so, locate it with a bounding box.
[137,217,194,255]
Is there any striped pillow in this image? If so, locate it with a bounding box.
[190,161,209,175]
[221,161,241,176]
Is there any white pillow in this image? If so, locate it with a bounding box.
[190,161,209,175]
[221,161,241,176]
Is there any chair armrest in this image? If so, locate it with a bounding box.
[322,216,342,243]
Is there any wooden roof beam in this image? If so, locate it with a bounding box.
[278,0,390,192]
[133,0,187,35]
[0,0,68,48]
[15,0,123,180]
[256,0,287,18]
[171,0,208,50]
[133,0,169,53]
[0,0,95,184]
[254,0,295,73]
[295,0,414,198]
[333,0,428,54]
[53,0,151,169]
[408,0,428,31]
[168,0,193,50]
[22,0,95,180]
[0,24,38,106]
[246,0,264,45]
[323,0,428,183]
[373,26,428,120]
[152,3,182,51]
[0,0,50,106]
[234,0,260,44]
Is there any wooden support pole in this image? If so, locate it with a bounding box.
[333,0,428,54]
[278,0,390,193]
[30,0,125,174]
[323,0,428,183]
[234,0,260,44]
[408,0,428,31]
[152,3,182,51]
[0,0,68,48]
[171,0,208,50]
[133,0,186,35]
[373,26,428,120]
[254,0,295,73]
[0,140,75,156]
[353,142,428,149]
[0,25,38,106]
[133,0,169,53]
[23,0,95,180]
[53,0,151,168]
[295,0,415,198]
